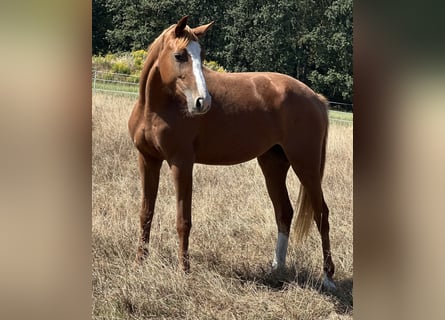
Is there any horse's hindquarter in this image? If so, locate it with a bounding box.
[193,71,326,165]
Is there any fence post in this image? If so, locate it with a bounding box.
[93,69,97,91]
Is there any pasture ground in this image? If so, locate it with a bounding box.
[92,92,353,319]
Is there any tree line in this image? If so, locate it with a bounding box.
[93,0,352,110]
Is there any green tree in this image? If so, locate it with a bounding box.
[220,0,299,74]
[300,0,353,105]
[103,0,217,52]
[93,0,112,54]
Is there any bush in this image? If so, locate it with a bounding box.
[204,60,226,72]
[92,53,115,70]
[111,61,131,74]
[131,50,147,69]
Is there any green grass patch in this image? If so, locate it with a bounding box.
[329,110,353,122]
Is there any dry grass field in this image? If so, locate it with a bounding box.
[92,92,353,319]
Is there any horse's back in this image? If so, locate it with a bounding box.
[207,69,326,112]
[206,70,328,134]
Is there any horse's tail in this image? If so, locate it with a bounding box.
[293,94,329,243]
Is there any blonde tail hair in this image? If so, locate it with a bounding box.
[294,186,315,243]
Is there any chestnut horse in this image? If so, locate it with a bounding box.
[128,16,336,289]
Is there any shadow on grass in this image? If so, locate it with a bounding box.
[191,249,352,314]
[229,264,353,315]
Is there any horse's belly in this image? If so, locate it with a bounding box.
[195,152,262,165]
[194,135,276,165]
[193,101,284,165]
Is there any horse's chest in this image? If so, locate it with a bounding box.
[144,120,190,159]
[141,122,163,155]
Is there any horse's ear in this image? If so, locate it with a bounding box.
[175,16,189,37]
[192,21,215,39]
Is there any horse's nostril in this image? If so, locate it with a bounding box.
[196,98,204,111]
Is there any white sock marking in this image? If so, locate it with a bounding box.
[186,41,210,104]
[272,232,289,270]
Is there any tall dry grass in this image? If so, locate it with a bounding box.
[92,92,353,319]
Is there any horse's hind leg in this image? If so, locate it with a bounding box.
[288,154,336,289]
[136,153,162,263]
[257,145,293,270]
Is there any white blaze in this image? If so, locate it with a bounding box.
[186,41,209,102]
[272,232,289,270]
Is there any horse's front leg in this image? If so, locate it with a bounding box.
[169,157,194,272]
[136,153,162,263]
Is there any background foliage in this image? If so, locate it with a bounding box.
[93,0,352,110]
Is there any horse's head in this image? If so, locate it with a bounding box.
[157,16,214,115]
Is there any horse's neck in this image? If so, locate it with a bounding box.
[203,67,226,85]
[143,65,172,116]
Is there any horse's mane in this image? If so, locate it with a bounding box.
[138,24,199,105]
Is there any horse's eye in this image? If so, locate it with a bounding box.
[174,52,187,62]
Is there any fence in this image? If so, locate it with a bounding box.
[92,70,352,125]
[92,70,139,95]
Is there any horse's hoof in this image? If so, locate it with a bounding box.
[322,274,337,291]
[135,246,149,264]
[179,257,191,273]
